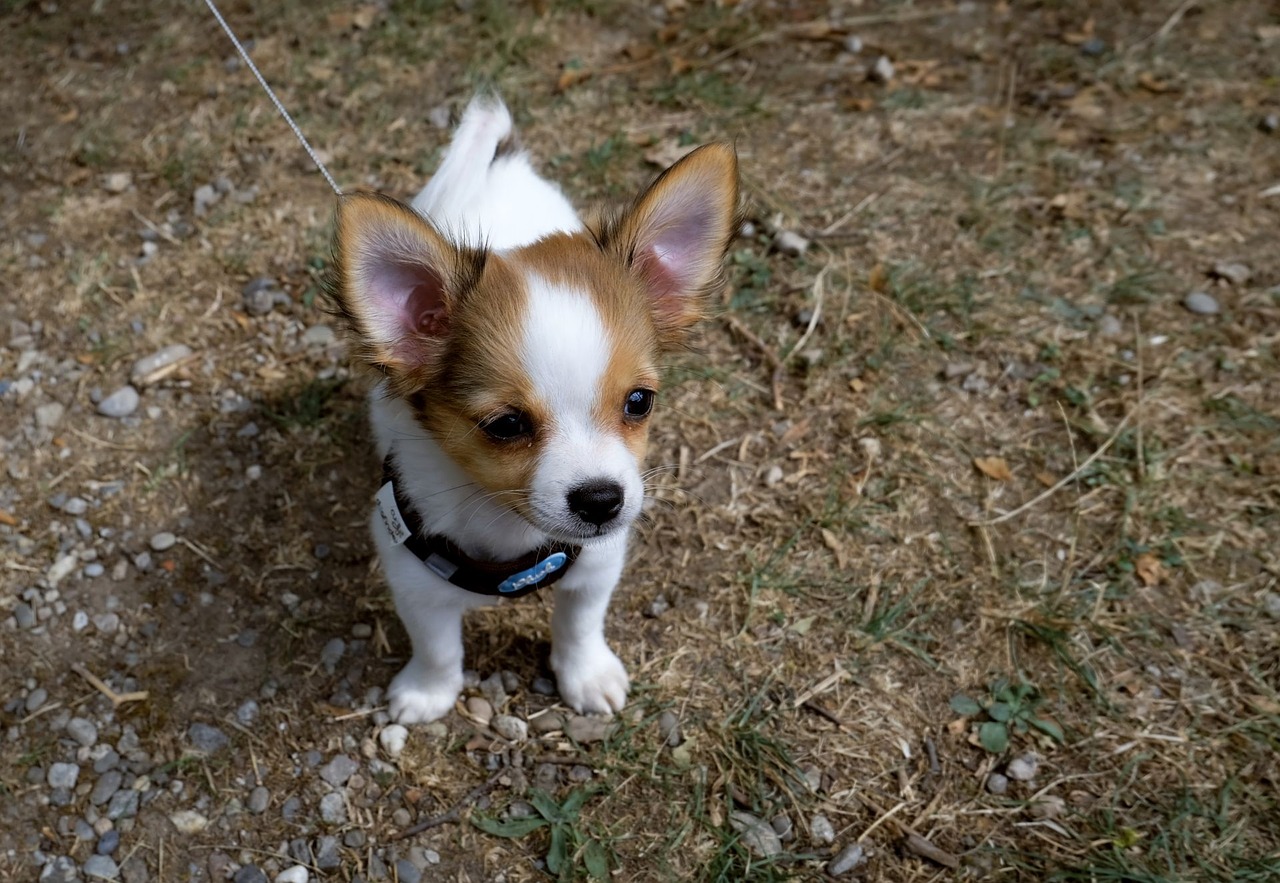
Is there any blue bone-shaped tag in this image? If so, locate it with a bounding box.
[497,552,568,594]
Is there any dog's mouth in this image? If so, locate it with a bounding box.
[523,503,635,545]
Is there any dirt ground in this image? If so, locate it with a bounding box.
[2,0,1278,880]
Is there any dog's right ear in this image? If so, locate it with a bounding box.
[330,193,480,375]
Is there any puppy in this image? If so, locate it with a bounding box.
[329,98,738,723]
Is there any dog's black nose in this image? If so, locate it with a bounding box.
[567,480,624,526]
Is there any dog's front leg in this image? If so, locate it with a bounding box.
[550,547,630,715]
[386,587,468,724]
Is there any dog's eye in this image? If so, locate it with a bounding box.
[480,411,533,441]
[623,388,655,419]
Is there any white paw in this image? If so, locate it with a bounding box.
[551,644,630,715]
[387,665,461,724]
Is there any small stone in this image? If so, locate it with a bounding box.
[1211,261,1251,286]
[810,813,836,845]
[827,843,867,876]
[281,796,302,822]
[14,602,36,629]
[868,55,895,83]
[149,531,177,552]
[394,860,422,883]
[83,563,105,579]
[466,696,494,725]
[729,811,783,858]
[773,229,809,257]
[658,710,682,746]
[491,714,528,742]
[564,715,614,744]
[97,386,140,418]
[319,754,359,787]
[301,325,336,348]
[35,402,66,428]
[236,699,260,726]
[91,770,123,805]
[1028,794,1066,819]
[242,277,280,316]
[530,676,556,696]
[26,687,50,712]
[275,868,309,883]
[320,637,345,673]
[529,711,565,735]
[106,789,139,820]
[1006,753,1039,781]
[233,867,268,883]
[1183,291,1220,315]
[102,172,132,193]
[986,772,1009,795]
[378,723,408,759]
[343,829,367,848]
[61,496,89,515]
[48,553,78,586]
[40,858,79,883]
[48,762,80,789]
[644,595,670,618]
[168,809,209,834]
[1260,113,1279,134]
[392,807,412,827]
[427,104,452,129]
[83,855,120,879]
[1097,314,1123,338]
[131,344,193,384]
[1264,592,1280,619]
[313,835,341,869]
[843,34,863,54]
[479,672,507,708]
[319,791,347,824]
[187,722,229,754]
[1080,37,1106,56]
[422,720,448,738]
[770,814,793,840]
[248,785,270,813]
[67,717,99,747]
[351,622,372,638]
[194,184,219,216]
[96,829,121,855]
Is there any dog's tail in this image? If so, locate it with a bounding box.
[411,97,520,229]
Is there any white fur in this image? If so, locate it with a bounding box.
[372,99,635,723]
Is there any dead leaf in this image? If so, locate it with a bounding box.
[1033,471,1057,488]
[351,4,379,29]
[848,377,865,393]
[1048,192,1087,221]
[821,528,849,570]
[840,96,875,113]
[0,509,18,527]
[1256,25,1280,42]
[1137,72,1174,94]
[669,55,693,75]
[868,263,888,293]
[1066,88,1105,122]
[622,42,655,61]
[946,718,967,737]
[556,67,592,92]
[1134,553,1163,587]
[974,456,1014,482]
[780,418,811,447]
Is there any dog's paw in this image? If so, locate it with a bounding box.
[387,666,461,724]
[551,644,630,715]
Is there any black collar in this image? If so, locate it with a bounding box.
[377,453,579,598]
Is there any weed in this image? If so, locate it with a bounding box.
[951,676,1065,753]
[472,787,610,881]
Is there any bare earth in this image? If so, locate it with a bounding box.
[1,1,1278,881]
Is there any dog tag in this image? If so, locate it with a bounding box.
[375,481,412,546]
[497,552,568,594]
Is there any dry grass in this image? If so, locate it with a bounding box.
[1,0,1278,880]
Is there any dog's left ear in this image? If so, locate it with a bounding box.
[603,143,739,343]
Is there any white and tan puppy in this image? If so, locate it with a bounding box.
[329,98,738,724]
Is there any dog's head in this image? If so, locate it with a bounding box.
[330,145,739,542]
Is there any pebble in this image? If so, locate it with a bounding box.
[130,344,193,385]
[828,843,867,875]
[83,563,105,579]
[1212,261,1251,286]
[35,402,65,429]
[728,811,783,858]
[810,813,836,845]
[492,714,528,742]
[1183,291,1220,315]
[48,762,79,789]
[773,229,809,257]
[645,595,670,618]
[378,723,408,759]
[26,687,49,712]
[275,868,309,883]
[868,55,895,82]
[1097,314,1124,337]
[1264,592,1280,619]
[93,613,119,634]
[427,104,452,129]
[106,789,139,820]
[1029,794,1066,819]
[169,809,209,834]
[843,34,863,54]
[236,699,260,726]
[92,771,123,805]
[529,711,565,735]
[564,715,614,744]
[479,672,507,708]
[530,676,556,696]
[1080,37,1107,56]
[40,858,79,883]
[67,716,99,747]
[1006,753,1039,781]
[320,637,345,673]
[281,796,302,822]
[48,553,79,586]
[314,835,341,869]
[233,867,268,883]
[301,325,336,348]
[149,531,177,552]
[187,722,229,754]
[97,386,140,418]
[242,277,279,316]
[394,860,422,883]
[319,791,347,824]
[319,754,359,787]
[194,184,219,216]
[96,830,121,856]
[658,710,682,746]
[770,814,793,840]
[102,172,132,193]
[61,496,89,515]
[1261,113,1279,134]
[14,602,36,629]
[83,855,120,879]
[466,696,493,725]
[248,785,270,814]
[986,772,1009,795]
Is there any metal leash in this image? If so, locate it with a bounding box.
[202,0,343,196]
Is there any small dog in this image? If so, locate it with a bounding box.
[329,98,738,723]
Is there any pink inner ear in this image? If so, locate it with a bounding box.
[364,259,449,350]
[635,202,717,303]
